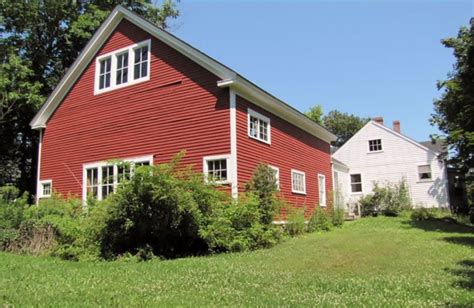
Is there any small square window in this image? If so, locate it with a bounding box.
[291,170,306,194]
[350,174,362,193]
[40,180,52,198]
[418,165,432,180]
[368,139,382,152]
[205,158,228,183]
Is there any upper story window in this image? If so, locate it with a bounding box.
[83,155,153,201]
[116,52,129,85]
[134,45,149,80]
[368,139,382,152]
[418,165,432,181]
[95,39,151,94]
[248,108,271,144]
[203,155,229,184]
[291,169,306,194]
[98,57,111,90]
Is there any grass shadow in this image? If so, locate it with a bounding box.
[445,260,474,292]
[403,217,474,234]
[442,236,474,248]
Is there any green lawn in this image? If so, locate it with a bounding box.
[1,216,473,306]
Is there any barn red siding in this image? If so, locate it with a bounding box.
[236,96,332,217]
[40,20,230,198]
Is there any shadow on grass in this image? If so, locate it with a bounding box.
[445,260,474,292]
[403,218,474,234]
[442,236,474,248]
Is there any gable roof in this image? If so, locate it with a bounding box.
[419,140,446,155]
[30,6,336,144]
[333,120,440,156]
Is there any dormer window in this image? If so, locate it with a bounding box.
[95,39,150,94]
[368,139,382,152]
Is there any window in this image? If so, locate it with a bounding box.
[206,159,228,183]
[418,165,432,180]
[368,139,382,152]
[98,57,111,90]
[318,174,326,206]
[83,155,152,201]
[269,166,280,190]
[39,180,52,198]
[95,40,150,94]
[350,174,362,193]
[86,168,99,198]
[291,170,306,194]
[134,45,149,80]
[248,108,271,144]
[116,52,129,85]
[102,166,114,198]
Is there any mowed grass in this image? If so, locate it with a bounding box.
[1,216,473,306]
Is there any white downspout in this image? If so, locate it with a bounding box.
[35,128,43,205]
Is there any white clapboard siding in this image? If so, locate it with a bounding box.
[333,121,449,208]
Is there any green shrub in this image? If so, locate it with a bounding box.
[245,163,281,225]
[200,193,281,252]
[98,155,228,259]
[411,208,437,221]
[307,207,332,232]
[359,180,412,217]
[331,208,345,227]
[285,208,306,236]
[0,187,29,250]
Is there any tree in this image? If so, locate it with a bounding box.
[431,19,474,175]
[304,105,324,125]
[323,111,370,148]
[0,1,179,197]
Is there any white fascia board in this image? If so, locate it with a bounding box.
[218,77,337,144]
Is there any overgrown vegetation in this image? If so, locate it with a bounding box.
[359,179,412,217]
[0,158,289,260]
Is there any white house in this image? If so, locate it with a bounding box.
[332,117,449,210]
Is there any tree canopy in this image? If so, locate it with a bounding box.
[431,19,474,174]
[305,105,370,148]
[0,1,179,196]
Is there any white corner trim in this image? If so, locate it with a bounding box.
[82,154,153,202]
[38,179,52,198]
[35,129,44,205]
[291,169,306,195]
[202,154,232,185]
[94,39,151,95]
[247,108,271,145]
[229,89,238,198]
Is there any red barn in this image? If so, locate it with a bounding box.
[30,6,336,217]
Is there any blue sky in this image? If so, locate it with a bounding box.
[171,0,473,141]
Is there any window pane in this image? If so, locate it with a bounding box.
[134,63,140,79]
[350,174,361,183]
[141,61,148,78]
[142,46,148,60]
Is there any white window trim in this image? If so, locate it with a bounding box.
[368,138,383,153]
[39,180,52,198]
[291,169,306,195]
[417,163,434,183]
[350,173,363,194]
[94,39,151,95]
[269,165,280,190]
[247,108,271,144]
[82,154,153,202]
[203,154,231,185]
[318,173,326,207]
